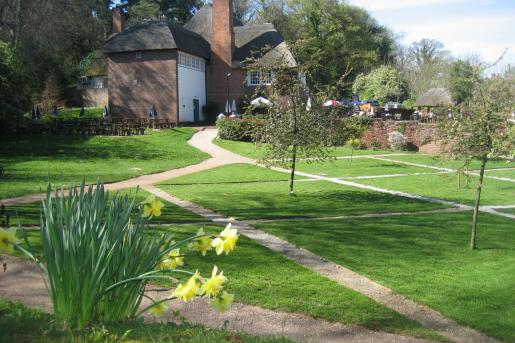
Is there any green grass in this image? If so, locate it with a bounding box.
[12,225,445,341]
[383,154,515,170]
[295,157,433,178]
[158,164,448,221]
[4,188,206,227]
[214,139,395,160]
[485,169,515,179]
[0,300,289,343]
[496,207,515,215]
[38,107,104,123]
[357,172,515,205]
[254,212,515,342]
[0,129,209,199]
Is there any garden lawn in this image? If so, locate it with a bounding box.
[497,208,515,215]
[0,300,289,343]
[356,172,515,205]
[0,129,209,199]
[158,164,449,221]
[13,225,445,341]
[381,154,515,171]
[485,168,515,180]
[4,188,206,226]
[214,139,395,160]
[255,212,515,342]
[295,157,433,178]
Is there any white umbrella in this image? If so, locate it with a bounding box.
[232,99,237,113]
[251,97,273,108]
[225,100,231,113]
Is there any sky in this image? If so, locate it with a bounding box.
[347,0,515,70]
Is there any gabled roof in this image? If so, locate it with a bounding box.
[184,4,295,66]
[104,21,210,59]
[104,4,295,66]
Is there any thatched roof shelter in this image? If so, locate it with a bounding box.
[415,88,454,107]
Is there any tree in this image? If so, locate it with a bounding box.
[0,41,30,132]
[448,60,477,104]
[234,0,256,23]
[352,66,404,103]
[249,46,337,195]
[439,61,514,249]
[395,38,450,100]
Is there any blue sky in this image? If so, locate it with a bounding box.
[347,0,515,68]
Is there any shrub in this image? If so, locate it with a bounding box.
[337,116,371,145]
[6,183,239,329]
[216,117,265,141]
[388,131,408,150]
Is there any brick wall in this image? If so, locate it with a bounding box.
[207,66,256,113]
[361,120,442,153]
[83,88,108,108]
[107,50,178,122]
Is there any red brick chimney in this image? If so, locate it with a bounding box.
[112,8,125,33]
[211,0,234,66]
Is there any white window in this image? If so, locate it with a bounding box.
[178,52,205,72]
[91,77,106,89]
[247,71,272,86]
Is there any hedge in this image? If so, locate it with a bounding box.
[216,117,265,141]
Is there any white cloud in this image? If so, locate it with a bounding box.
[396,15,514,63]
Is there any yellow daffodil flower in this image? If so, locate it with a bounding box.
[201,266,226,298]
[143,196,163,218]
[160,249,184,270]
[149,301,168,317]
[210,292,234,314]
[188,228,212,256]
[172,271,201,301]
[211,223,239,255]
[0,228,20,254]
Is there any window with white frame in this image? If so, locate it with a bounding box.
[247,71,272,86]
[91,76,106,89]
[178,52,205,72]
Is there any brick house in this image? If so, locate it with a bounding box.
[103,0,295,123]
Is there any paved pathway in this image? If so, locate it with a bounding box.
[143,186,499,343]
[0,256,431,343]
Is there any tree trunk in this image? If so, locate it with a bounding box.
[470,155,487,249]
[289,144,297,196]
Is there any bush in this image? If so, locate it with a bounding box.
[216,117,265,141]
[6,183,239,330]
[335,116,370,145]
[388,131,408,150]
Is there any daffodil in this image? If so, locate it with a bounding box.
[143,196,163,218]
[172,271,201,301]
[160,248,184,270]
[0,228,20,254]
[148,301,168,317]
[210,292,234,314]
[212,223,239,255]
[188,228,212,256]
[201,266,226,298]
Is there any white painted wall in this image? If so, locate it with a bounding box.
[178,62,206,122]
